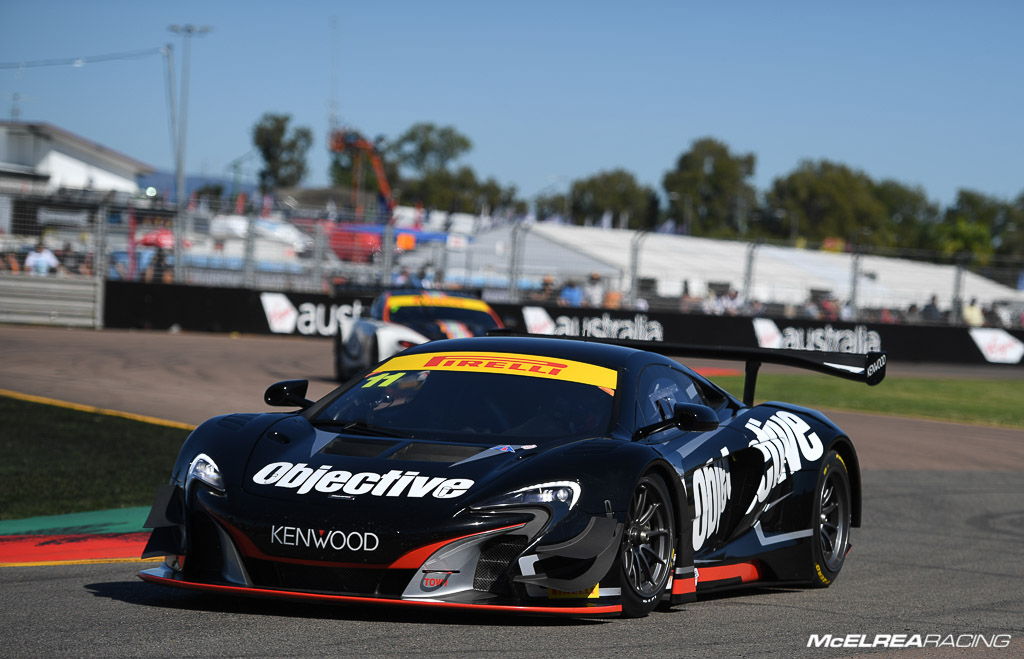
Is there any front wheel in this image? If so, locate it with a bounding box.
[619,474,675,618]
[808,450,852,587]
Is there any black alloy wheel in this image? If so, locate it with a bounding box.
[620,474,675,617]
[809,450,852,587]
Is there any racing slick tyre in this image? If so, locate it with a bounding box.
[334,335,347,382]
[808,450,852,588]
[619,473,675,618]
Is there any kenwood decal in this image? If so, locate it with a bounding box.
[252,462,474,499]
[271,526,380,551]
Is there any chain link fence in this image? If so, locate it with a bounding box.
[2,189,1022,329]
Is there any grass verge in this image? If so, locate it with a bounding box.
[710,374,1024,428]
[0,395,188,520]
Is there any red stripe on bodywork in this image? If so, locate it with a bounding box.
[219,519,526,571]
[698,562,762,584]
[0,532,149,563]
[672,574,697,595]
[388,524,526,569]
[138,572,621,615]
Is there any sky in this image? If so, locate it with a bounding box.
[2,0,1022,207]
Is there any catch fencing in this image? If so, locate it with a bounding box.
[1,189,1022,330]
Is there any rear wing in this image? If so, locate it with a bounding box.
[486,331,886,406]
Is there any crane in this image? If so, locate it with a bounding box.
[329,129,395,224]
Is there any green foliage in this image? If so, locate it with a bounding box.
[767,160,892,246]
[662,137,757,237]
[252,113,313,193]
[872,179,942,249]
[710,374,1024,428]
[0,396,187,519]
[400,166,520,213]
[568,169,658,229]
[386,122,473,177]
[535,192,569,220]
[934,189,1024,264]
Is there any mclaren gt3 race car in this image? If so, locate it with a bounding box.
[334,291,503,381]
[140,334,886,617]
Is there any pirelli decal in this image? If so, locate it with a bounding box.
[387,295,493,312]
[373,351,618,389]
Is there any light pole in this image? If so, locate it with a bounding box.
[168,23,210,280]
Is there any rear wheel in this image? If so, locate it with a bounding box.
[620,474,675,617]
[808,450,852,587]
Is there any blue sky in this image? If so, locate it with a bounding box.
[2,0,1022,206]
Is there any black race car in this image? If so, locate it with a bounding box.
[140,334,885,617]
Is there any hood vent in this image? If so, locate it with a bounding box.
[320,436,402,458]
[388,442,481,463]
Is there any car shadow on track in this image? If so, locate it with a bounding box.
[84,580,612,627]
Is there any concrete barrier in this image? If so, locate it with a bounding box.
[0,274,102,328]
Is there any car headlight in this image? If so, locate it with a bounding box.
[478,481,581,511]
[186,453,224,493]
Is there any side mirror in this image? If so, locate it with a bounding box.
[672,402,720,432]
[635,402,719,439]
[264,379,314,409]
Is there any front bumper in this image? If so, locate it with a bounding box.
[137,568,623,615]
[140,483,628,613]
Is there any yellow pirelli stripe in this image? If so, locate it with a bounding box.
[372,351,618,389]
[0,389,195,430]
[387,294,492,313]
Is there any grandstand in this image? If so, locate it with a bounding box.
[398,221,1024,315]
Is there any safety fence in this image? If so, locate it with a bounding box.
[1,189,1022,330]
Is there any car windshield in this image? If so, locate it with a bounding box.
[388,306,499,338]
[314,351,618,443]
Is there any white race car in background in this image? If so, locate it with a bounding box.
[334,290,504,381]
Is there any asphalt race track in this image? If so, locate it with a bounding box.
[1,325,1022,657]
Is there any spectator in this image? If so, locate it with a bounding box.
[58,242,86,275]
[799,297,820,320]
[583,272,605,307]
[904,303,922,324]
[24,242,60,276]
[921,295,942,323]
[820,297,839,321]
[962,297,984,327]
[530,275,558,303]
[144,248,172,284]
[417,266,435,289]
[1,250,21,273]
[839,300,855,322]
[602,289,623,309]
[558,279,584,307]
[721,289,741,316]
[392,266,419,287]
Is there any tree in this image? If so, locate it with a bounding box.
[386,122,472,177]
[535,192,569,220]
[193,183,225,212]
[935,189,1011,265]
[567,169,657,229]
[252,113,313,193]
[871,179,941,251]
[399,166,521,214]
[766,160,890,246]
[662,137,756,237]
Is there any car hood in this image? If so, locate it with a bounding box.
[240,415,592,509]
